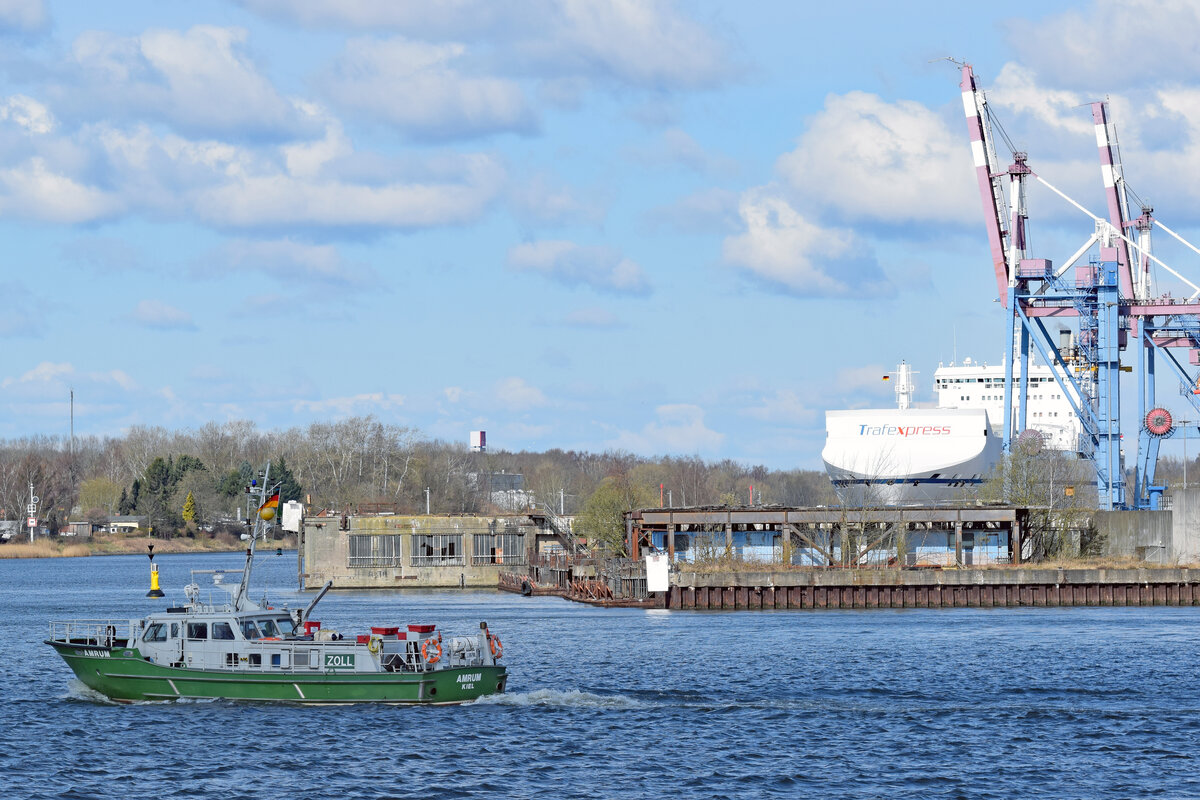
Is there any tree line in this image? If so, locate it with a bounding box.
[0,417,837,538]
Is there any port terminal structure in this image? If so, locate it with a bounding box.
[960,63,1200,511]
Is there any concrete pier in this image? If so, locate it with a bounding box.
[665,567,1200,610]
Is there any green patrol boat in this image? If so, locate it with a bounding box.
[46,466,507,705]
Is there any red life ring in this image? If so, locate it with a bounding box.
[422,637,442,664]
[488,634,503,659]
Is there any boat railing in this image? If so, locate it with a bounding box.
[49,619,139,648]
[218,637,443,673]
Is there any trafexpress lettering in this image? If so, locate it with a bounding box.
[858,424,951,436]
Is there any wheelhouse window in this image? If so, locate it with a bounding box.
[212,622,235,640]
[186,622,207,640]
[258,619,283,638]
[143,623,168,642]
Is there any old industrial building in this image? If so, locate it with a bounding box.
[299,511,573,589]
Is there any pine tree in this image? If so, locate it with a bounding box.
[182,491,197,523]
[270,457,303,504]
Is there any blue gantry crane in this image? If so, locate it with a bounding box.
[960,63,1200,510]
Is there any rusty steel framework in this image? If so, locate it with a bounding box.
[627,505,1027,568]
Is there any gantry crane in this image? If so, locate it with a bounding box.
[960,63,1200,510]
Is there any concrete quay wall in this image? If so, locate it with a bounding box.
[667,567,1200,610]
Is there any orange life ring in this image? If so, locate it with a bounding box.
[488,634,503,659]
[422,637,442,664]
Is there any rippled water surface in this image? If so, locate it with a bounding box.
[4,552,1200,799]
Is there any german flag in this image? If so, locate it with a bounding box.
[259,492,280,512]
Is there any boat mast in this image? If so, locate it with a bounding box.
[233,463,274,612]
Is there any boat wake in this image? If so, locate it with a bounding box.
[64,679,119,705]
[471,688,642,709]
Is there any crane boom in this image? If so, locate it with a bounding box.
[961,64,1011,306]
[1092,102,1135,298]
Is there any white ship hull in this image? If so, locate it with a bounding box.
[822,408,1002,505]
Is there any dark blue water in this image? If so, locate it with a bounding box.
[3,552,1200,799]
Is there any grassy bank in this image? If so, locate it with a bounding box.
[0,534,297,559]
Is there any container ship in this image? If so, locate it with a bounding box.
[822,359,1080,505]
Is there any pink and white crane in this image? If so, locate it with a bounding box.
[958,62,1200,510]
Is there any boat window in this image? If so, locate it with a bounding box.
[276,618,295,635]
[241,620,261,640]
[143,623,168,643]
[259,619,281,638]
[213,622,235,641]
[187,622,208,640]
[170,623,179,639]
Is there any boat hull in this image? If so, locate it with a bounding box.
[822,407,1001,504]
[47,640,507,705]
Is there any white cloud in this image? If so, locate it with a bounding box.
[0,157,119,223]
[130,300,196,331]
[775,91,975,225]
[235,0,507,35]
[99,370,138,391]
[63,26,308,139]
[743,390,816,425]
[626,128,738,175]
[0,111,507,229]
[607,404,725,455]
[443,386,465,404]
[210,239,376,287]
[722,189,889,297]
[509,173,606,228]
[834,365,897,397]
[545,0,733,90]
[320,37,536,140]
[240,0,734,91]
[0,0,46,34]
[294,392,405,415]
[1006,0,1200,90]
[507,239,651,295]
[644,187,740,234]
[987,63,1091,138]
[495,377,547,411]
[0,95,54,133]
[194,154,506,229]
[281,113,352,179]
[3,361,72,387]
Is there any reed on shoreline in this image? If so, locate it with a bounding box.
[0,541,91,559]
[0,533,296,559]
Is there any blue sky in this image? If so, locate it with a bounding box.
[3,0,1200,469]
